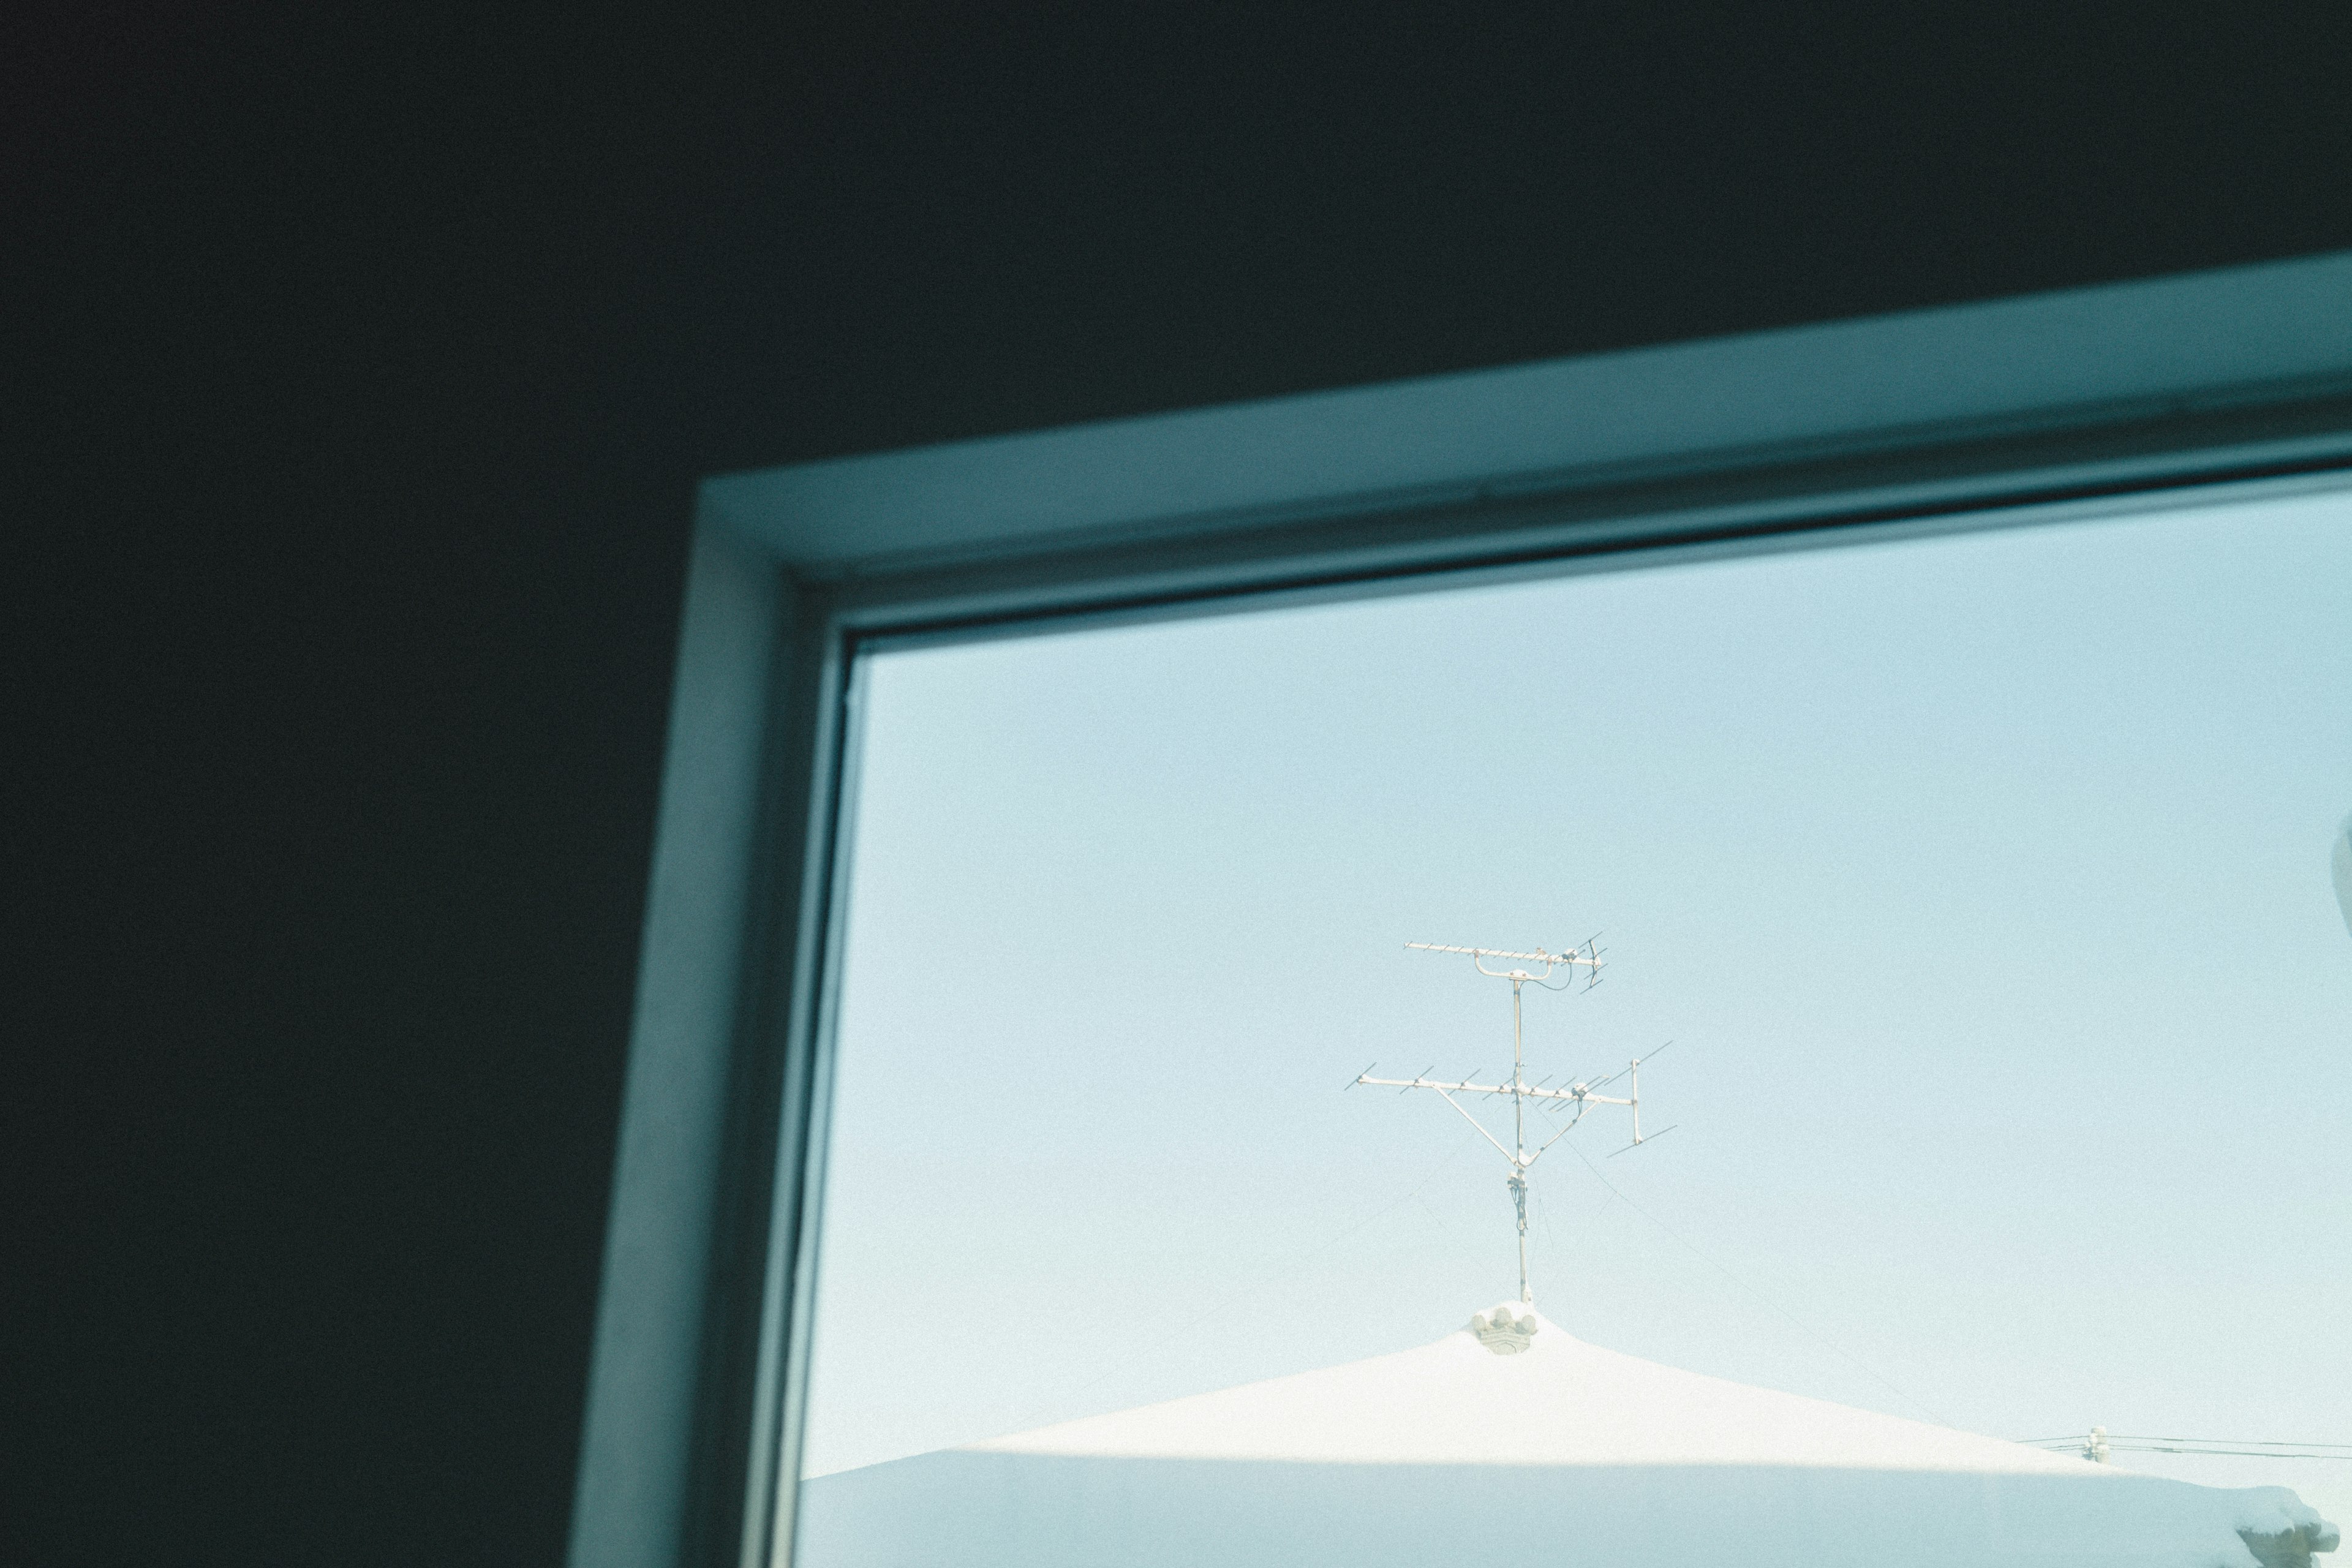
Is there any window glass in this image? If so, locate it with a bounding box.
[794,486,2352,1564]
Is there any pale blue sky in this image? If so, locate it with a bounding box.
[799,481,2352,1517]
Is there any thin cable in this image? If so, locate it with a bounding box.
[1566,1138,1954,1428]
[2104,1446,2352,1460]
[2103,1447,2352,1460]
[2100,1434,2352,1450]
[2019,1438,2352,1460]
[2016,1433,2352,1449]
[993,1125,1485,1435]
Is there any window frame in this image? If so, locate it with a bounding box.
[566,250,2352,1568]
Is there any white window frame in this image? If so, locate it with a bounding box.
[567,250,2352,1568]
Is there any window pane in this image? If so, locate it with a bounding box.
[793,485,2352,1566]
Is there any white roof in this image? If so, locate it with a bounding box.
[799,1305,2337,1568]
[979,1303,2094,1473]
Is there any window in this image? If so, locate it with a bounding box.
[797,484,2352,1567]
[568,251,2352,1568]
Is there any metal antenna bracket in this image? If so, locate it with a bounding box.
[1351,937,1679,1310]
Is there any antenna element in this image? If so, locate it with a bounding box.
[1357,938,1673,1308]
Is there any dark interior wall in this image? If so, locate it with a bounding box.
[9,6,2350,1563]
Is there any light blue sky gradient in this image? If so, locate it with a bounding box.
[798,483,2352,1518]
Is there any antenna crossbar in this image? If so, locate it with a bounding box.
[1357,1074,1632,1107]
[1406,941,1602,968]
[1356,934,1675,1310]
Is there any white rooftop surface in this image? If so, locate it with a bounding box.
[979,1305,2098,1472]
[797,1305,2337,1568]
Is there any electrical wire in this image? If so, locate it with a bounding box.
[2016,1435,2352,1449]
[990,1123,1487,1436]
[2104,1446,2351,1460]
[2018,1436,2352,1461]
[1565,1137,1954,1428]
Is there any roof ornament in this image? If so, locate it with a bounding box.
[1468,1303,1537,1355]
[1352,938,1675,1311]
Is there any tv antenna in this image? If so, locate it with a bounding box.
[1351,939,1674,1308]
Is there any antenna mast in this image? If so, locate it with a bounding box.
[1353,939,1672,1308]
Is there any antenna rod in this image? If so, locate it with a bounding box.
[1512,972,1531,1302]
[1356,937,1669,1311]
